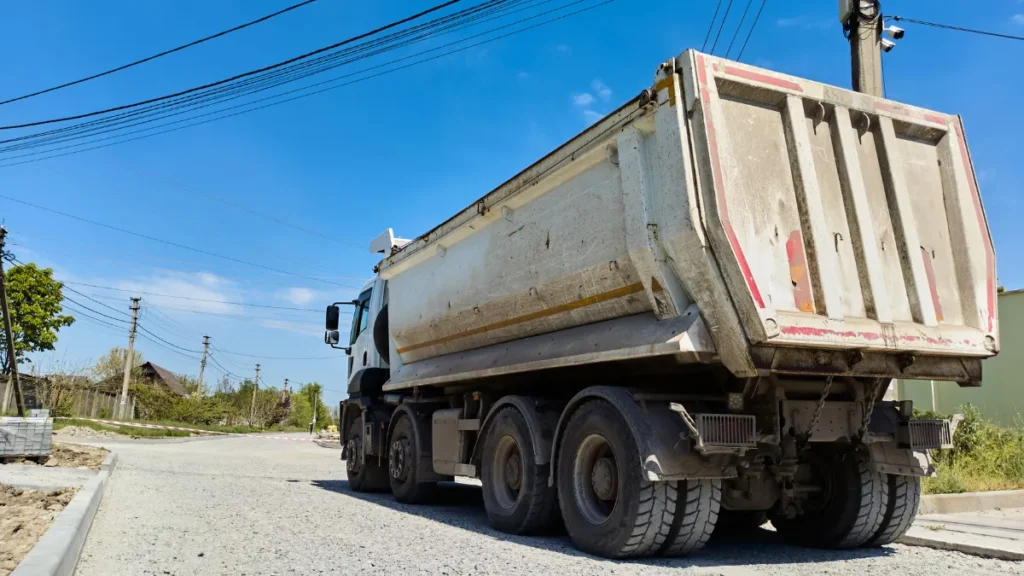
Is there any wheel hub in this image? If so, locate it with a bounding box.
[505,453,522,491]
[591,456,618,501]
[346,438,361,473]
[389,438,410,481]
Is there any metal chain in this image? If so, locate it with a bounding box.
[859,377,884,440]
[803,375,835,442]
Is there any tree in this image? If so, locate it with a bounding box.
[0,263,75,371]
[290,382,331,430]
[92,346,144,382]
[215,375,234,394]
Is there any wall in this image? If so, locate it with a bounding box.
[899,289,1024,426]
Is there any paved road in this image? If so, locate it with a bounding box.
[73,435,1022,576]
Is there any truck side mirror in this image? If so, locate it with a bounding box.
[325,329,340,345]
[326,304,340,331]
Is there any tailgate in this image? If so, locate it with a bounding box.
[680,51,997,357]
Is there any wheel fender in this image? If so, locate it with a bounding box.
[548,386,701,487]
[473,396,558,467]
[386,403,448,483]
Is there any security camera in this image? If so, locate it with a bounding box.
[885,25,905,39]
[881,38,896,52]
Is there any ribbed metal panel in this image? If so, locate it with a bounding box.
[694,413,756,447]
[909,419,953,449]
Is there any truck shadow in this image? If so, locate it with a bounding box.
[311,479,895,567]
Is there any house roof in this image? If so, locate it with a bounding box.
[139,362,189,397]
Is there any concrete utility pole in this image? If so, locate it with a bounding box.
[848,0,884,97]
[118,298,141,420]
[311,389,319,433]
[197,335,210,396]
[249,363,260,427]
[0,227,25,417]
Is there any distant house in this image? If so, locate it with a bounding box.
[137,362,189,397]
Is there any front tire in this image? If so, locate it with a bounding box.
[480,408,558,534]
[557,400,674,558]
[345,420,389,492]
[772,446,886,549]
[387,415,438,504]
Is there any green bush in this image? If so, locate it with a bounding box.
[923,404,1024,494]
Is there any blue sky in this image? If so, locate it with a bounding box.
[1,0,1021,409]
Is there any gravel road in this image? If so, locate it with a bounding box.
[72,435,1023,576]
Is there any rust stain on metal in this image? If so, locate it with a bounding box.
[920,246,943,323]
[396,282,647,354]
[786,230,814,313]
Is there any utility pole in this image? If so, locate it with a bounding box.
[847,0,884,97]
[249,363,260,427]
[197,335,210,396]
[118,298,141,420]
[0,227,25,417]
[311,387,318,434]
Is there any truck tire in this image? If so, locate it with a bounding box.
[661,479,720,556]
[772,447,886,549]
[866,474,921,546]
[345,420,389,492]
[711,508,765,539]
[388,414,438,504]
[480,407,558,534]
[556,400,674,558]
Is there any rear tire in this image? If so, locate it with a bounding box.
[661,479,720,556]
[388,415,438,504]
[480,408,558,534]
[345,420,389,492]
[771,447,886,549]
[557,401,674,558]
[866,474,921,546]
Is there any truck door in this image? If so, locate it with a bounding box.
[347,279,387,382]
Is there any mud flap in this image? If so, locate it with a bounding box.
[867,442,935,477]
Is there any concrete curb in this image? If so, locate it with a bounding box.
[10,451,118,576]
[900,527,1024,561]
[919,489,1024,514]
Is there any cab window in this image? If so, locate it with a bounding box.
[349,288,372,345]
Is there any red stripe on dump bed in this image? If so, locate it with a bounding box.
[697,55,765,308]
[722,66,803,92]
[954,121,996,333]
[923,113,946,125]
[779,325,983,349]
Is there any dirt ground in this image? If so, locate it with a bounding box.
[2,442,108,470]
[0,483,77,575]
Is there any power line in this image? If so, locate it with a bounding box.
[0,0,608,167]
[135,330,203,361]
[0,193,351,287]
[890,15,1024,42]
[210,345,340,361]
[9,255,132,319]
[709,0,735,55]
[62,302,127,332]
[62,281,323,311]
[0,0,463,130]
[701,1,723,51]
[61,294,130,325]
[724,0,754,59]
[736,0,767,61]
[0,0,561,159]
[0,0,319,106]
[137,324,204,354]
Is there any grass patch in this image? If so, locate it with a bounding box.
[920,405,1024,494]
[54,418,191,438]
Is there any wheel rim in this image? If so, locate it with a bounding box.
[491,435,523,510]
[573,434,618,525]
[346,438,361,474]
[390,437,410,481]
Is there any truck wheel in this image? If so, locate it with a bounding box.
[388,414,438,504]
[866,474,921,546]
[557,400,674,558]
[481,408,558,535]
[661,479,720,556]
[711,508,765,539]
[772,447,886,549]
[345,420,389,492]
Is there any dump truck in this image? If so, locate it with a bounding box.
[324,49,997,559]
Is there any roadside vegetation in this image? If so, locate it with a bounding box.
[918,404,1024,494]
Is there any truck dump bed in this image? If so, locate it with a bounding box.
[378,50,996,389]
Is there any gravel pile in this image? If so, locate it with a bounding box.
[75,435,1022,576]
[54,425,120,439]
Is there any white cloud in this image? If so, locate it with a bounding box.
[776,16,832,30]
[117,271,242,315]
[573,93,596,107]
[517,71,529,80]
[1012,13,1024,24]
[257,319,325,337]
[281,287,316,306]
[583,110,603,125]
[592,79,612,101]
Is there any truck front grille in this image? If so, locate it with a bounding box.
[694,414,756,448]
[909,420,953,450]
